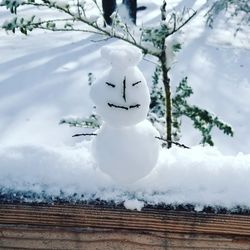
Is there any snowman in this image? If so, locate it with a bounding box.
[90,45,160,184]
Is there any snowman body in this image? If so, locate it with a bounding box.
[91,45,160,184]
[93,120,160,183]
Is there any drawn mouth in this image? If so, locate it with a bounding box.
[107,103,141,110]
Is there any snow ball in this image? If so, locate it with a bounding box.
[194,204,204,212]
[92,120,160,184]
[124,199,144,211]
[101,45,142,69]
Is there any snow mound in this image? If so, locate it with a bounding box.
[1,143,250,210]
[0,142,110,195]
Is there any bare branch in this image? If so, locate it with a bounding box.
[143,57,160,66]
[33,25,104,35]
[76,0,81,18]
[72,133,97,137]
[91,36,112,42]
[161,0,167,21]
[168,9,197,36]
[124,23,137,44]
[172,13,177,32]
[155,136,190,149]
[20,1,161,57]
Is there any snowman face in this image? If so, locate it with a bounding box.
[90,66,150,127]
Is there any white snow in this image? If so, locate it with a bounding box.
[87,14,99,23]
[165,35,179,68]
[1,143,250,210]
[124,199,144,211]
[0,142,107,195]
[101,45,142,69]
[54,0,69,9]
[0,0,250,209]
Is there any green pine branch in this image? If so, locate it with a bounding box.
[172,77,234,146]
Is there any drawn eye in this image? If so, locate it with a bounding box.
[132,81,141,87]
[105,82,116,88]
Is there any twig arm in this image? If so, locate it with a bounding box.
[155,136,190,149]
[72,133,97,137]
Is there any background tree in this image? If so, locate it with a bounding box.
[0,0,233,147]
[102,0,116,25]
[206,0,250,33]
[102,0,137,25]
[123,0,137,24]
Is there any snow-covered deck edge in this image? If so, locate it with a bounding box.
[1,190,250,215]
[1,201,250,250]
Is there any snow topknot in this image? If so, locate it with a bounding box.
[101,45,142,69]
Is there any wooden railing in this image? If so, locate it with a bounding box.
[1,202,250,249]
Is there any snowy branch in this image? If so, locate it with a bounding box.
[1,0,162,56]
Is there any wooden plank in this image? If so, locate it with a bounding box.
[1,203,250,236]
[1,225,250,250]
[1,203,250,249]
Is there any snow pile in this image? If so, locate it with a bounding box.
[1,143,250,210]
[0,142,110,195]
[144,146,250,208]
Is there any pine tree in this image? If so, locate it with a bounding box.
[148,73,234,146]
[172,77,234,146]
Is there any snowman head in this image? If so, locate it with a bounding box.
[90,45,150,127]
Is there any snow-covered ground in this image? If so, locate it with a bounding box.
[0,0,250,210]
[1,143,250,210]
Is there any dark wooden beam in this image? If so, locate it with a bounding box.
[1,202,250,249]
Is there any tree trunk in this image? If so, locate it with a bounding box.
[102,0,137,25]
[123,0,137,24]
[102,0,117,25]
[160,53,172,148]
[159,0,172,148]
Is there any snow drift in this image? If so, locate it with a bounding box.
[1,142,250,210]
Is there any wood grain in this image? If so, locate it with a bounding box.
[1,203,250,249]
